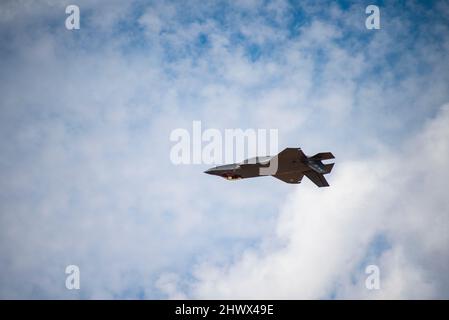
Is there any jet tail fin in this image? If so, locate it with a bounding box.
[323,163,334,174]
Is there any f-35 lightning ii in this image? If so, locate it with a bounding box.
[204,147,335,187]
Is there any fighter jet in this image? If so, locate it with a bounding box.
[204,147,335,187]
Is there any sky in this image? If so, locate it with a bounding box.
[0,0,449,299]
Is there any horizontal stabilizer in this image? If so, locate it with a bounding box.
[310,152,335,160]
[304,170,329,187]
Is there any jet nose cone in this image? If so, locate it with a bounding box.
[204,168,213,175]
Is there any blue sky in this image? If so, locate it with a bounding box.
[0,0,449,299]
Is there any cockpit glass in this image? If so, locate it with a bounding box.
[241,156,271,164]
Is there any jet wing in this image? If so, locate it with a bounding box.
[274,148,307,165]
[278,147,307,161]
[304,170,329,187]
[261,148,307,176]
[273,172,304,184]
